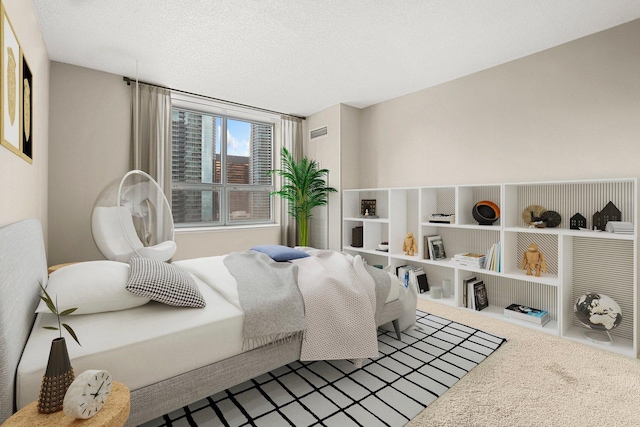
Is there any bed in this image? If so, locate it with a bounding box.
[0,219,403,426]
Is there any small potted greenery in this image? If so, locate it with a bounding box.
[270,147,337,247]
[37,283,80,413]
[39,283,81,345]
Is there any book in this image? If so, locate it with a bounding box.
[427,235,446,260]
[453,253,485,268]
[408,269,418,290]
[423,235,432,260]
[454,253,486,262]
[483,242,501,272]
[490,243,497,271]
[462,276,476,308]
[484,244,494,271]
[473,281,488,311]
[466,278,482,310]
[396,265,416,288]
[504,304,550,325]
[411,267,429,293]
[428,213,455,224]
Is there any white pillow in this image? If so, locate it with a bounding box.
[36,261,150,315]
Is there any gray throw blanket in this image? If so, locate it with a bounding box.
[224,251,306,350]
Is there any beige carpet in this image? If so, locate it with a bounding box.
[407,298,640,427]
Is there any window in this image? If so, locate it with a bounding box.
[171,107,274,227]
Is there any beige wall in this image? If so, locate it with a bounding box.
[173,225,279,261]
[337,104,360,250]
[12,10,639,263]
[303,104,341,249]
[0,0,49,242]
[303,104,361,250]
[359,19,640,188]
[48,63,131,265]
[48,62,279,264]
[339,104,360,191]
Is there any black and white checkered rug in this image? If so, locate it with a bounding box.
[141,310,506,427]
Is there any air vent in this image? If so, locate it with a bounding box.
[310,126,328,140]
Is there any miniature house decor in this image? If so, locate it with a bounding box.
[593,211,602,231]
[570,213,587,230]
[593,202,622,231]
[601,201,621,230]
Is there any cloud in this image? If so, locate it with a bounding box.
[227,130,249,156]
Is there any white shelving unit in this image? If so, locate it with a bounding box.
[343,179,638,358]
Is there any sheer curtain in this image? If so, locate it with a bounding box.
[279,115,303,247]
[131,83,172,201]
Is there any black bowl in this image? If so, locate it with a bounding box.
[472,201,500,225]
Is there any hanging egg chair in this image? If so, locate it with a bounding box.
[91,170,177,262]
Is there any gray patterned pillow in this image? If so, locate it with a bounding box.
[126,258,206,308]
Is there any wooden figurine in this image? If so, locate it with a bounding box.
[403,232,418,256]
[521,243,547,277]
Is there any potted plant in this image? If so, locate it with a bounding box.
[270,147,337,246]
[38,283,81,413]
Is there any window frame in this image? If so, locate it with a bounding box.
[171,96,277,228]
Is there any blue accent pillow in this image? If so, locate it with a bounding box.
[250,245,310,262]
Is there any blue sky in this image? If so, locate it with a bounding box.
[226,119,250,156]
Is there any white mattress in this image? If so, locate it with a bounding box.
[16,255,400,409]
[16,256,245,409]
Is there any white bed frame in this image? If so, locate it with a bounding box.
[0,219,403,426]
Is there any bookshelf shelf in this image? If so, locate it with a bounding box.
[417,293,457,308]
[343,178,638,358]
[503,226,635,240]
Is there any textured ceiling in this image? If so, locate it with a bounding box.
[33,0,640,117]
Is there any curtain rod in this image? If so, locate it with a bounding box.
[123,76,305,120]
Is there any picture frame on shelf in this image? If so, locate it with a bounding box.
[427,235,446,260]
[361,199,377,217]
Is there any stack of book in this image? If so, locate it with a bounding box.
[396,265,416,288]
[462,276,489,311]
[503,303,550,326]
[428,213,455,224]
[452,253,485,269]
[484,242,501,272]
[605,221,634,235]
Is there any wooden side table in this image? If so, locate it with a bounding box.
[47,262,78,276]
[2,381,130,427]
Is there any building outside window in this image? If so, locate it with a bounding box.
[171,107,274,227]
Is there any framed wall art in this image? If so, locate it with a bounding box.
[21,53,32,162]
[0,4,26,162]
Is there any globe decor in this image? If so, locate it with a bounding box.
[574,293,622,345]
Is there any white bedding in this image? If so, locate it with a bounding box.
[16,255,400,409]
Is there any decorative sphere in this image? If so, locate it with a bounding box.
[574,293,622,331]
